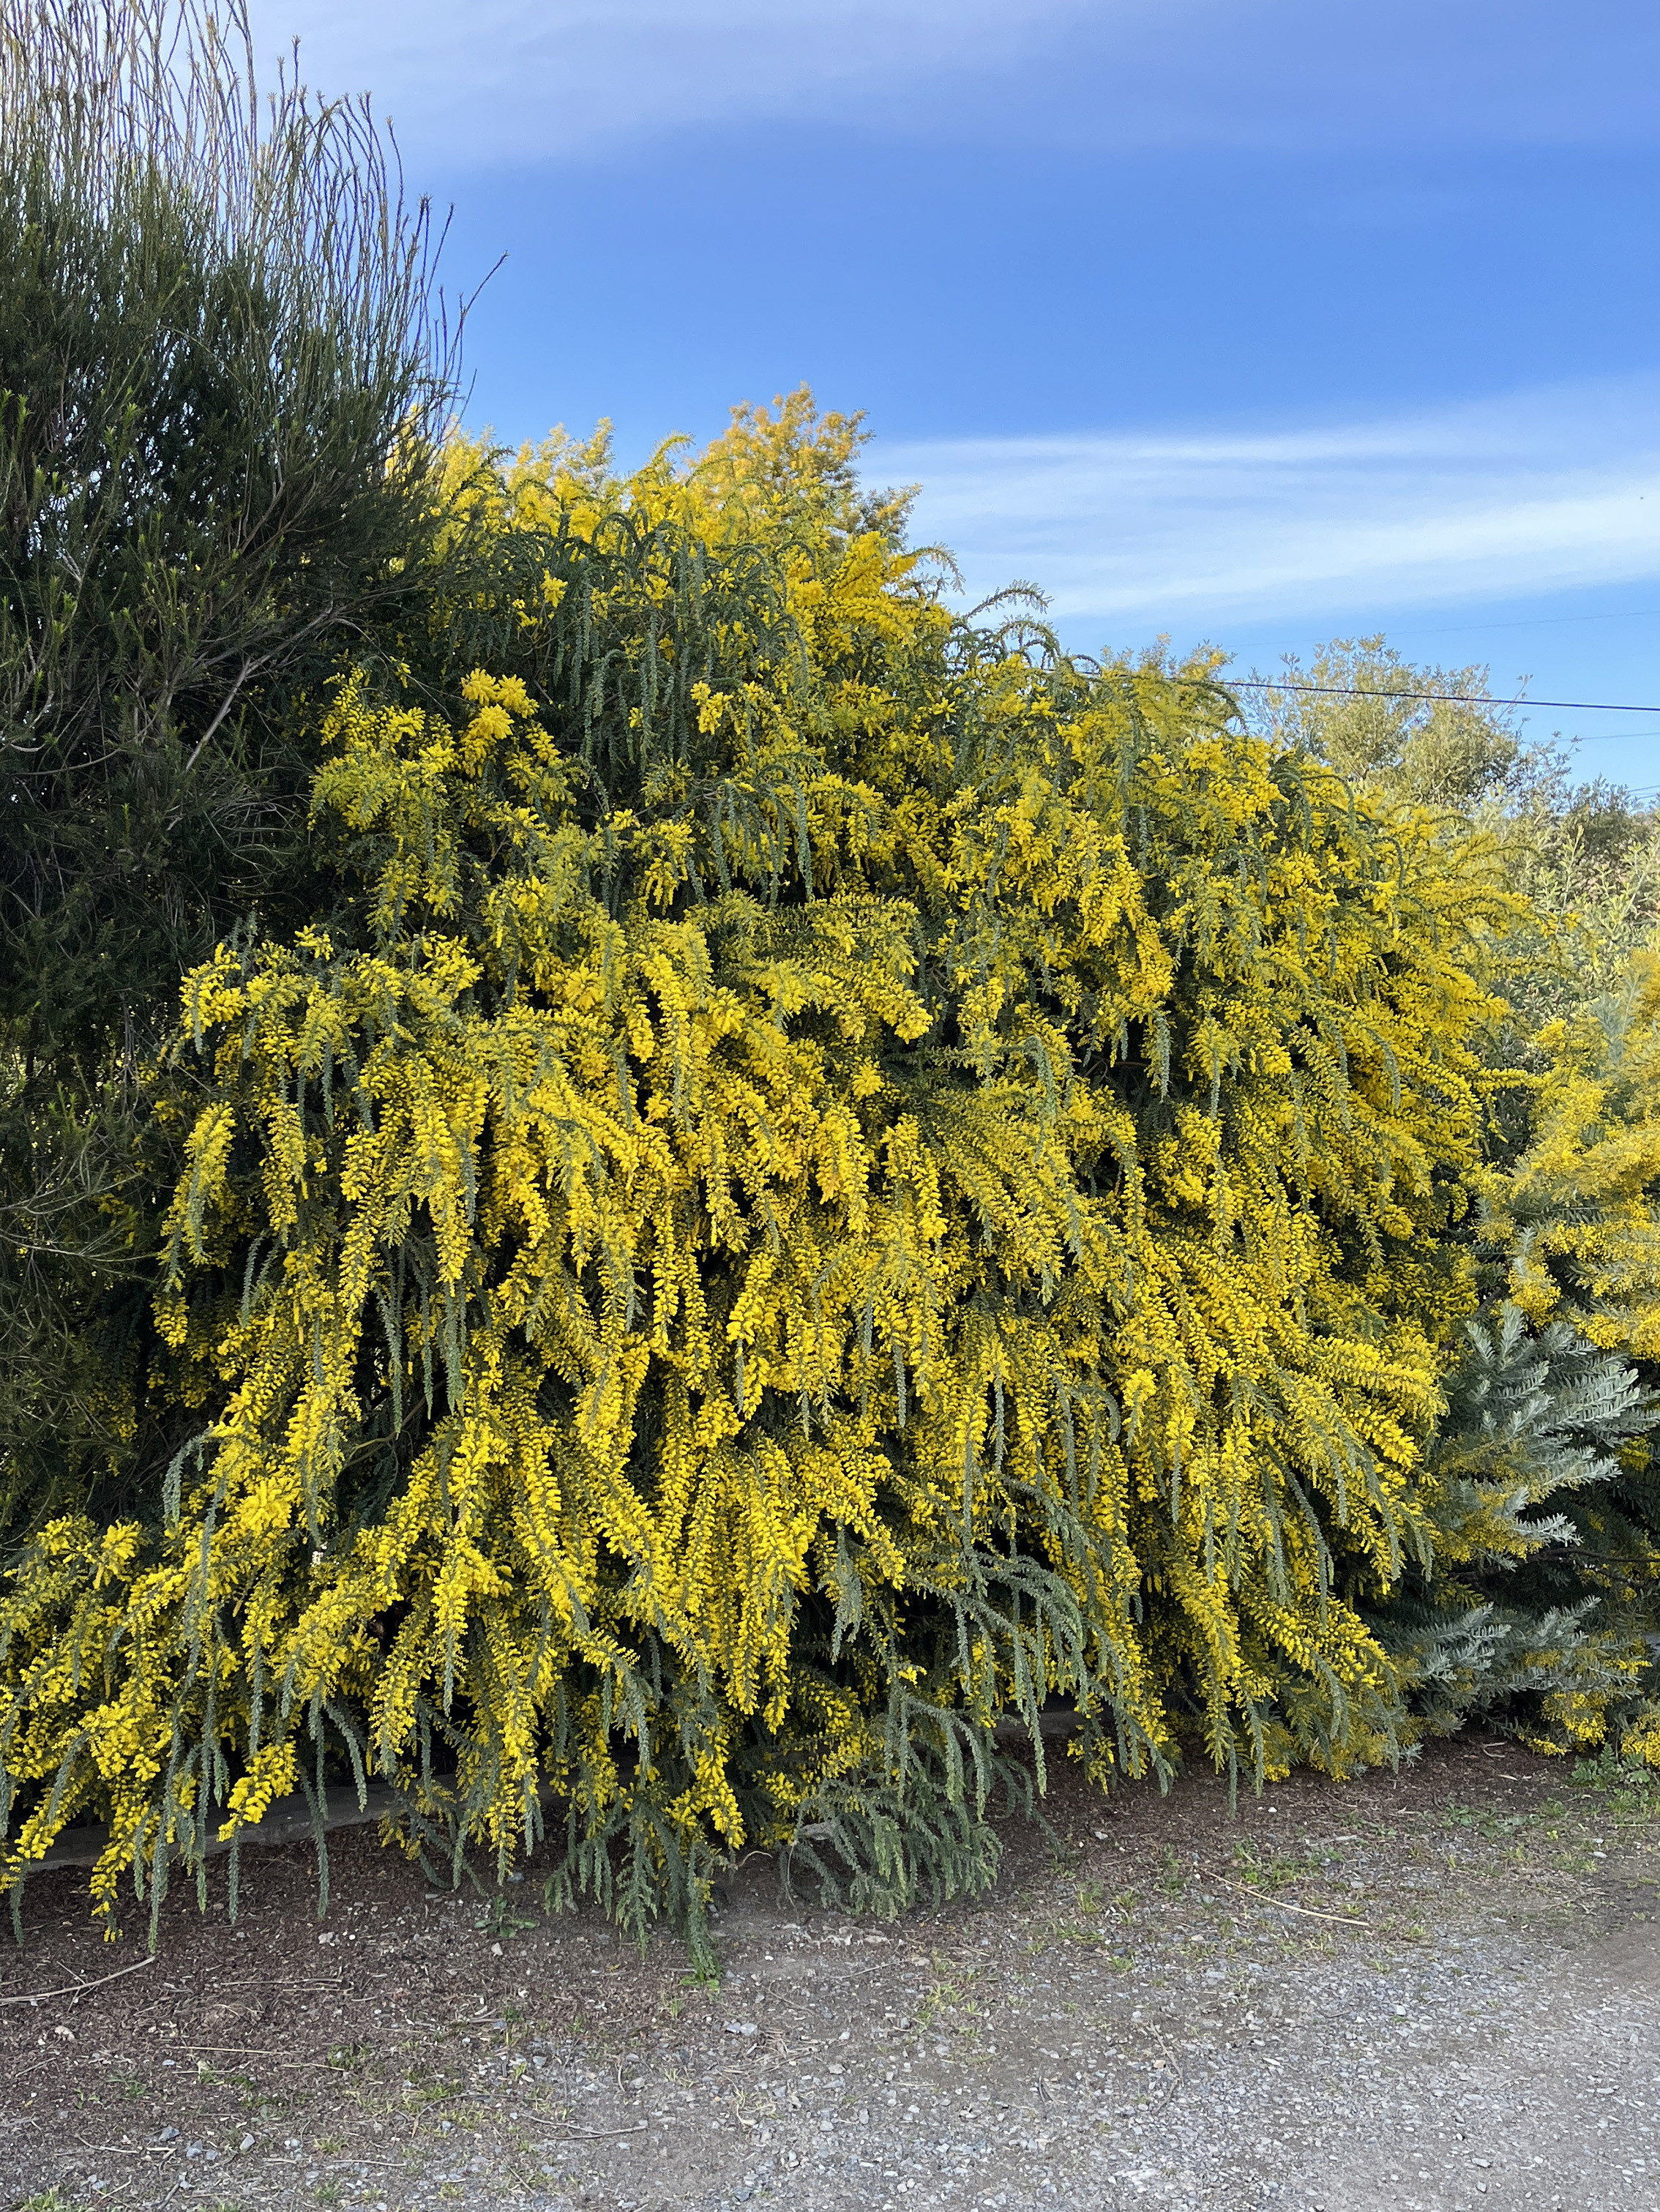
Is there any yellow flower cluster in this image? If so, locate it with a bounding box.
[1498,952,1660,1361]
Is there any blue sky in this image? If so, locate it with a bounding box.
[270,1,1660,793]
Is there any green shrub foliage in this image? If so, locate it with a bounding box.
[0,0,453,1529]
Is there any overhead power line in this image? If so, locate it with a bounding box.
[1228,679,1660,716]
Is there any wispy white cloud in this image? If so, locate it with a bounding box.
[264,0,1089,160]
[869,382,1660,640]
[259,0,1660,166]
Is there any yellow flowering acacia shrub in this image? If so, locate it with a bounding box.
[1499,952,1660,1362]
[0,427,1509,1941]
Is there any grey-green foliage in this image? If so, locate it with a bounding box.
[1369,1302,1655,1739]
[1244,635,1544,812]
[1243,635,1660,1025]
[0,0,454,1532]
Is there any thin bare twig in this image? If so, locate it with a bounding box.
[72,2143,174,2158]
[1210,1873,1370,1928]
[184,2044,336,2066]
[0,1954,154,2007]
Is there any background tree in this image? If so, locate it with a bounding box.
[1244,635,1660,1025]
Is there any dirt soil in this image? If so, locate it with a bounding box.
[1,1735,1656,2212]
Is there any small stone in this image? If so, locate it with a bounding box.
[155,2126,179,2142]
[725,2019,759,2036]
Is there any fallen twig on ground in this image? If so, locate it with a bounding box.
[1209,1875,1370,1927]
[0,1954,155,2007]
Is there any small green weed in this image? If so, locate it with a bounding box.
[916,1958,979,2032]
[1047,1915,1106,1948]
[1442,1804,1531,1842]
[1228,1839,1317,1892]
[399,2071,462,2110]
[1574,1745,1657,1794]
[477,1892,537,1941]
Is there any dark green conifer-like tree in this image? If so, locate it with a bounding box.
[0,0,455,1528]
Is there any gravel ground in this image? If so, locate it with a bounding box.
[2,1735,1656,2212]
